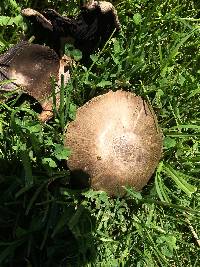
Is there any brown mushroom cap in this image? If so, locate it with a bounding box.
[0,42,71,121]
[65,90,163,196]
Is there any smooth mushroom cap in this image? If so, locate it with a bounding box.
[0,42,71,122]
[0,41,59,97]
[65,90,163,196]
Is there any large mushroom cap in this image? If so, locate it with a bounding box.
[65,90,163,196]
[0,42,71,121]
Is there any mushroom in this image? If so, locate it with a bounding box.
[74,0,121,60]
[0,41,71,122]
[21,1,120,60]
[65,90,163,197]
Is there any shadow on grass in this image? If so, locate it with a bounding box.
[0,161,98,267]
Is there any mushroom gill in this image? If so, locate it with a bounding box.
[65,90,163,197]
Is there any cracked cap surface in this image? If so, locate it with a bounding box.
[65,90,163,196]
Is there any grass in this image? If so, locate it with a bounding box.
[0,0,200,266]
